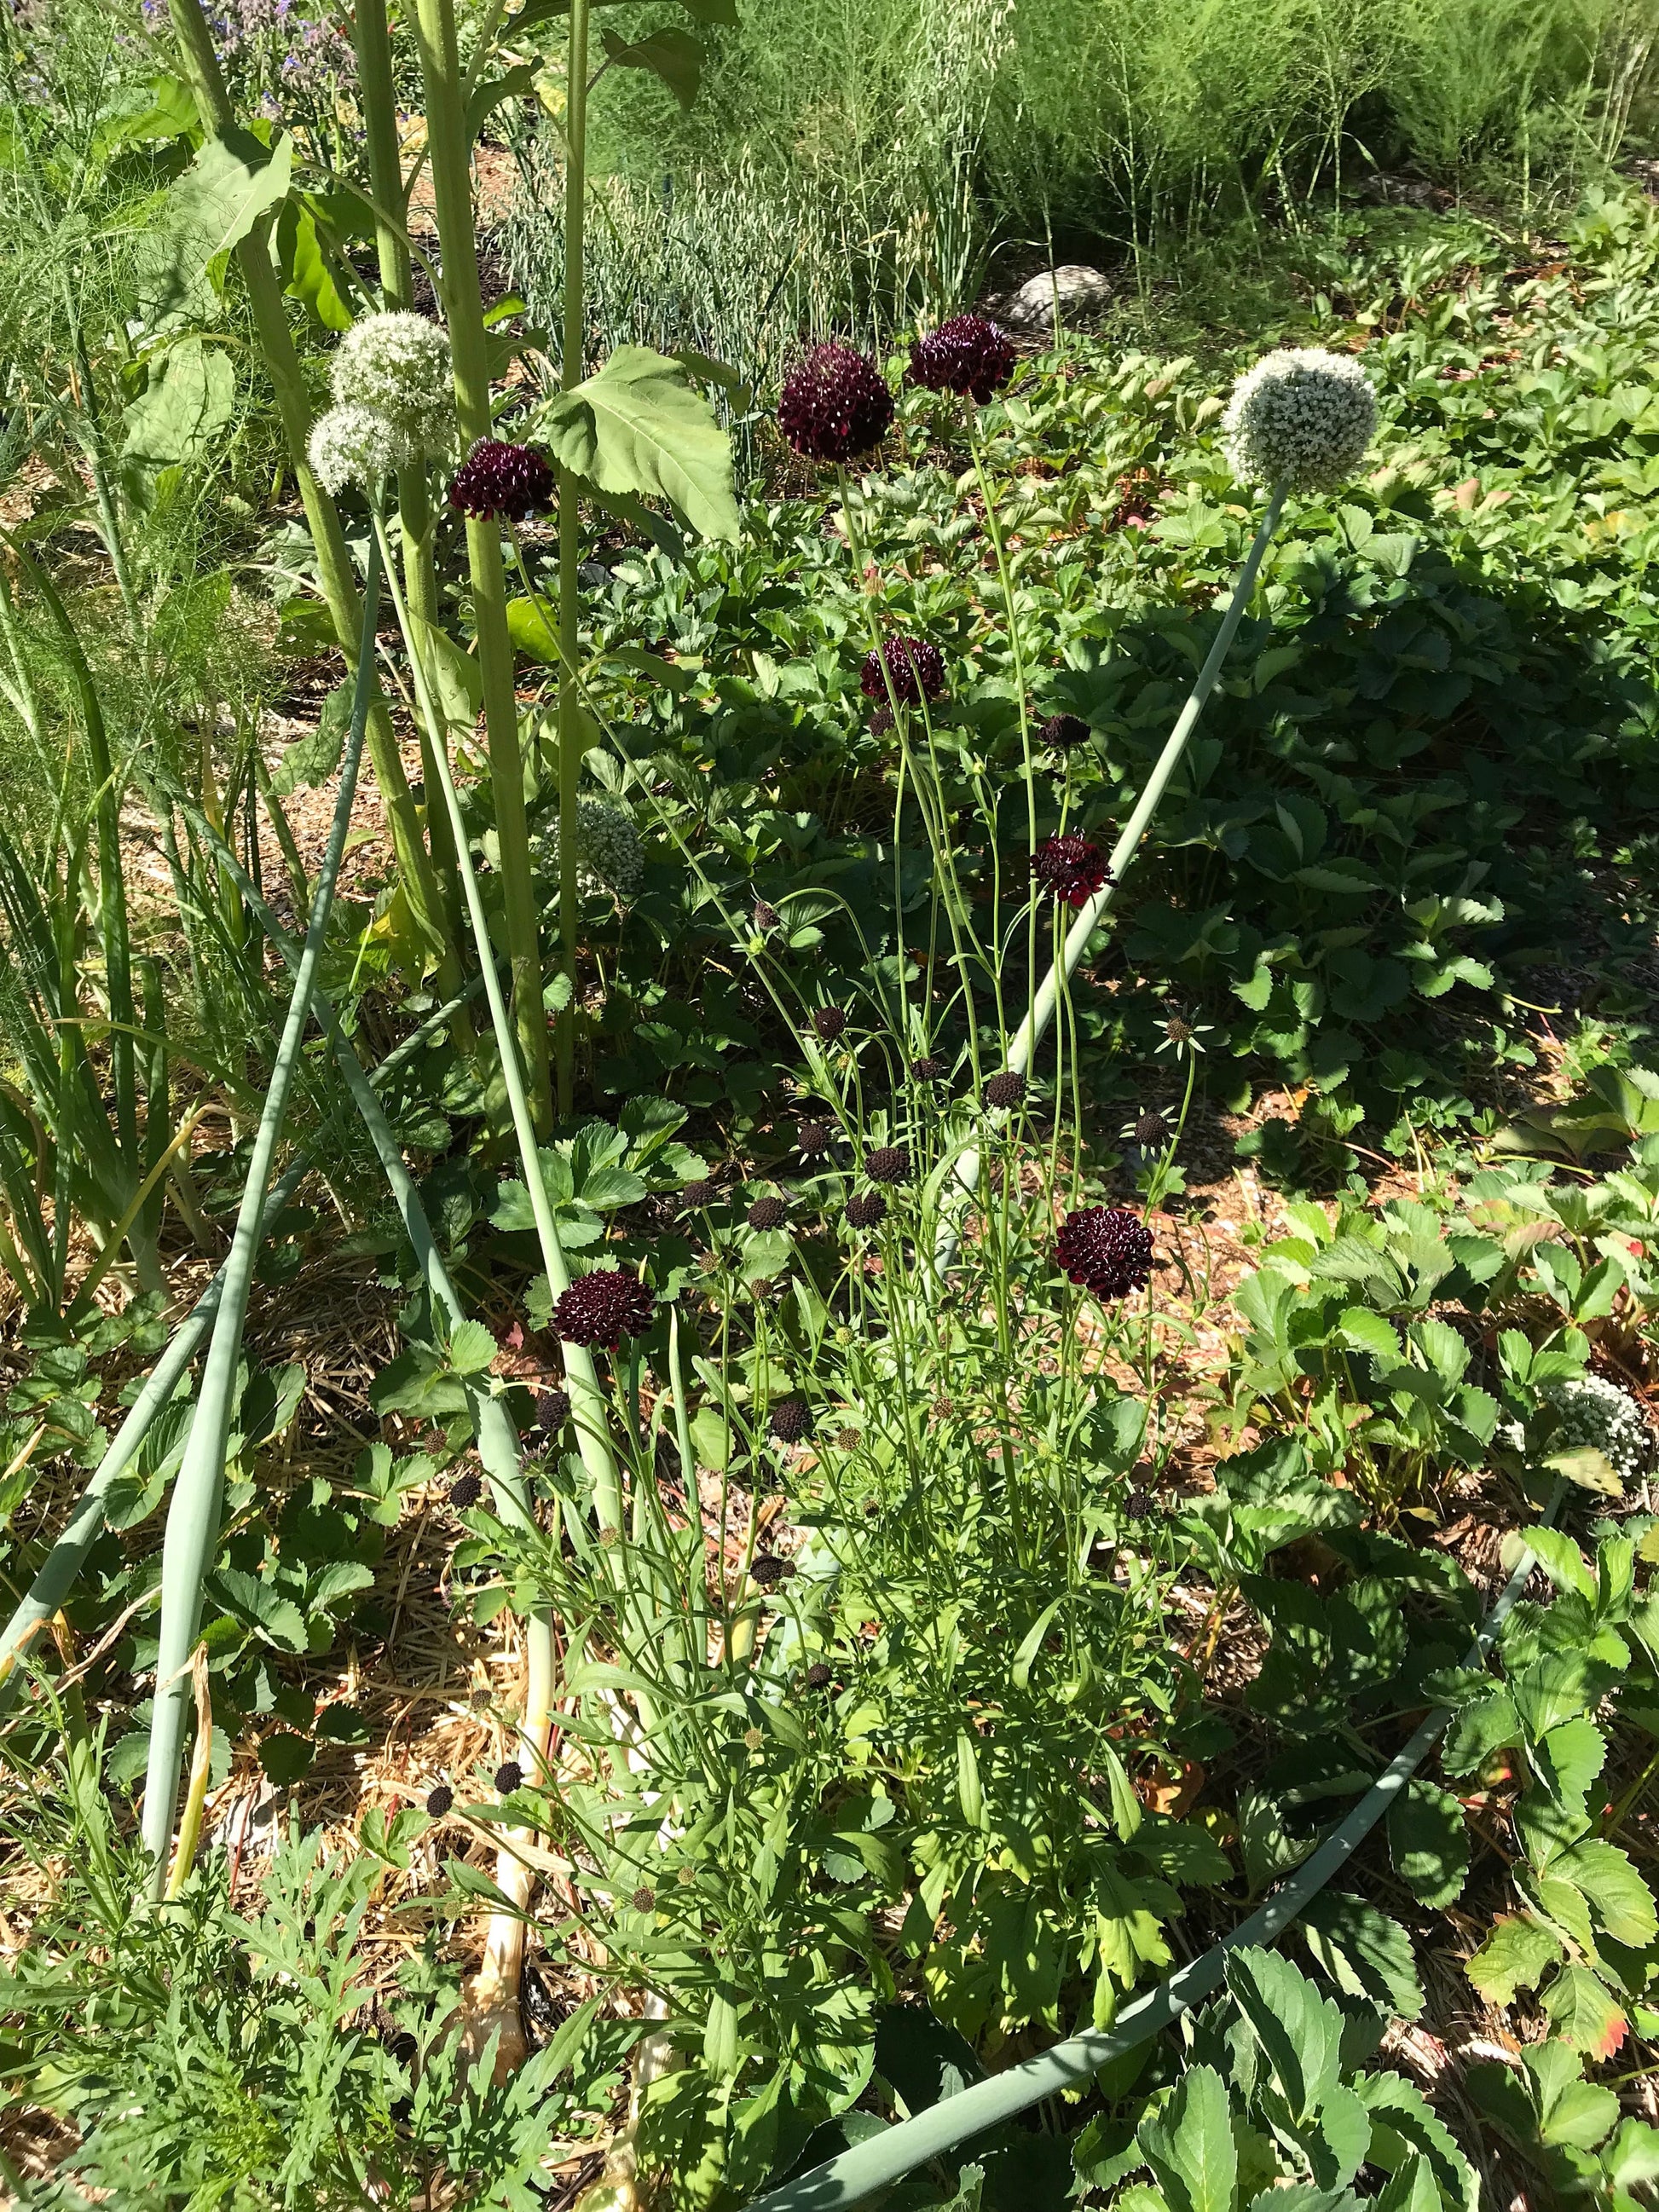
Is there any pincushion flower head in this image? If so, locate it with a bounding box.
[308,401,412,494]
[450,438,554,520]
[777,342,894,464]
[1221,346,1377,493]
[551,1268,656,1351]
[329,309,454,459]
[1031,831,1110,909]
[1056,1206,1153,1300]
[907,314,1016,404]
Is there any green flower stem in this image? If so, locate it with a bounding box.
[936,482,1288,1273]
[410,0,552,1134]
[139,541,383,1892]
[553,0,590,1118]
[749,1477,1564,2212]
[165,0,459,998]
[370,506,623,1542]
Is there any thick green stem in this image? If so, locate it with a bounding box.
[554,0,589,1118]
[410,0,552,1133]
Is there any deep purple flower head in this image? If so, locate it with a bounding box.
[748,1195,788,1231]
[449,1468,483,1510]
[985,1070,1026,1110]
[535,1387,571,1435]
[1041,712,1093,750]
[449,439,554,521]
[494,1759,524,1793]
[1134,1109,1171,1149]
[425,1783,454,1816]
[861,637,946,709]
[865,1146,909,1185]
[1055,1206,1153,1300]
[845,1193,887,1231]
[1032,832,1111,909]
[777,342,894,464]
[551,1268,656,1350]
[797,1118,833,1155]
[907,314,1016,404]
[679,1179,714,1211]
[812,1006,848,1043]
[769,1401,812,1445]
[911,1055,942,1083]
[804,1660,833,1689]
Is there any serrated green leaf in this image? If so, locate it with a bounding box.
[537,346,739,540]
[1466,1915,1560,2005]
[1542,1964,1627,2059]
[448,1320,497,1377]
[1137,2062,1236,2212]
[1388,1779,1469,1908]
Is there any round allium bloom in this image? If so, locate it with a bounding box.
[330,309,454,458]
[754,899,780,933]
[770,1400,812,1445]
[448,1468,483,1511]
[1041,712,1092,750]
[804,1660,833,1689]
[425,1782,454,1816]
[749,1551,789,1586]
[1221,346,1377,493]
[1134,1108,1171,1149]
[907,313,1016,404]
[797,1118,832,1156]
[449,437,553,520]
[812,1006,848,1043]
[1544,1373,1651,1483]
[911,1055,942,1083]
[552,1268,656,1350]
[308,401,410,494]
[535,1387,570,1436]
[865,1146,909,1186]
[985,1070,1026,1111]
[494,1759,523,1794]
[748,1195,788,1231]
[535,797,642,900]
[860,637,946,709]
[1032,831,1111,909]
[631,1885,656,1913]
[679,1179,714,1210]
[1056,1206,1154,1300]
[845,1193,887,1231]
[777,341,894,463]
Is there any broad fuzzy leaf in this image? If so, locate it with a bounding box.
[537,347,740,541]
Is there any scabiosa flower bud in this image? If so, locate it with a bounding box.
[425,1783,454,1816]
[1031,831,1111,909]
[1056,1206,1153,1300]
[551,1268,656,1350]
[797,1118,832,1156]
[860,637,946,707]
[985,1070,1026,1110]
[535,1387,570,1436]
[907,313,1016,403]
[330,309,454,459]
[748,1195,788,1231]
[770,1400,812,1444]
[910,1055,942,1083]
[679,1179,714,1210]
[804,1660,833,1689]
[1125,1487,1156,1517]
[812,1006,848,1043]
[865,1146,909,1185]
[448,1468,483,1511]
[308,401,410,494]
[631,1885,656,1912]
[777,341,894,463]
[449,437,554,520]
[494,1759,523,1793]
[1134,1108,1171,1148]
[743,1725,766,1752]
[845,1193,887,1231]
[1040,712,1092,750]
[750,1551,789,1585]
[1222,346,1377,493]
[835,1427,861,1451]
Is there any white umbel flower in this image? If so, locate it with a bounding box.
[1545,1372,1650,1485]
[1222,346,1377,492]
[329,310,454,459]
[535,799,643,900]
[308,401,411,494]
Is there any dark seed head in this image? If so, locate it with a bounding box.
[845,1193,888,1231]
[770,1400,812,1445]
[448,1469,483,1511]
[631,1885,656,1912]
[804,1660,833,1689]
[1125,1487,1155,1517]
[494,1759,523,1794]
[796,1118,833,1155]
[1040,711,1093,750]
[750,1551,789,1585]
[985,1070,1026,1110]
[860,637,946,707]
[1134,1109,1171,1149]
[907,314,1017,404]
[910,1054,942,1082]
[1031,831,1111,909]
[425,1783,454,1817]
[535,1387,570,1436]
[679,1179,715,1210]
[835,1426,861,1451]
[754,900,780,932]
[865,1145,909,1185]
[812,1006,848,1042]
[448,438,554,521]
[551,1268,656,1351]
[748,1195,788,1231]
[777,341,894,463]
[1055,1205,1154,1301]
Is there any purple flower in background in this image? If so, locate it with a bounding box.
[907,314,1017,404]
[777,343,894,465]
[449,439,555,521]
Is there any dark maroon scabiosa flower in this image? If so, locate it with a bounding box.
[1124,1487,1156,1517]
[910,1054,942,1083]
[679,1179,714,1211]
[812,1006,848,1043]
[1031,831,1111,909]
[907,313,1017,404]
[535,1387,570,1436]
[1134,1108,1171,1149]
[845,1193,887,1231]
[803,1660,833,1689]
[865,1146,909,1185]
[748,1195,788,1231]
[448,438,554,520]
[494,1759,523,1794]
[860,637,946,709]
[1040,711,1093,750]
[796,1118,832,1156]
[770,1400,812,1444]
[551,1268,656,1351]
[449,1468,483,1511]
[1056,1206,1153,1300]
[425,1783,454,1816]
[777,341,894,463]
[985,1069,1026,1110]
[749,1551,789,1586]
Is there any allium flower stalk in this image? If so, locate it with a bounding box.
[551,1268,656,1351]
[449,438,555,520]
[777,342,894,464]
[307,401,410,494]
[1221,347,1377,493]
[1031,832,1111,908]
[1055,1206,1153,1300]
[329,310,454,462]
[907,314,1016,404]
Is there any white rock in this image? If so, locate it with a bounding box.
[997,264,1113,332]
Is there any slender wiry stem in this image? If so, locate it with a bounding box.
[554,0,589,1116]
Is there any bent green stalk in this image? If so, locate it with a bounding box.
[935,482,1288,1274]
[749,1478,1563,2210]
[138,545,382,1891]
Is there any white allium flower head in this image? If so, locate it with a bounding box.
[308,401,411,494]
[329,310,454,459]
[535,798,643,900]
[1545,1372,1650,1485]
[1222,345,1377,492]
